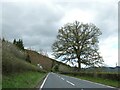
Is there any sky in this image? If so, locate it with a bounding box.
[1,0,119,67]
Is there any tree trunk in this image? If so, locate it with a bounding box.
[78,57,81,71]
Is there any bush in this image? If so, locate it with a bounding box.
[26,54,31,63]
[52,64,59,72]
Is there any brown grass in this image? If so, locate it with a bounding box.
[2,41,45,75]
[26,50,72,72]
[26,50,53,71]
[2,40,72,74]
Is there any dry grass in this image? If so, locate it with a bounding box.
[26,50,53,71]
[2,40,72,74]
[2,41,45,75]
[26,50,72,72]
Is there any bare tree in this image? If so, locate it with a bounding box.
[39,49,48,57]
[52,21,103,70]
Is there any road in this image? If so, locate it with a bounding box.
[40,72,118,90]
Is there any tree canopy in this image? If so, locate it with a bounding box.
[52,21,103,70]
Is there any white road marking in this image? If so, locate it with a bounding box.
[66,80,75,86]
[61,77,64,80]
[40,73,49,89]
[61,74,115,88]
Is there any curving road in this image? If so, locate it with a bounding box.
[40,72,118,90]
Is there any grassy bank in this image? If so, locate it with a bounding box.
[2,41,45,75]
[2,40,47,89]
[2,71,46,88]
[63,74,119,88]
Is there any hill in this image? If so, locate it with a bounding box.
[2,39,72,74]
[26,49,72,72]
[2,40,48,88]
[2,40,45,75]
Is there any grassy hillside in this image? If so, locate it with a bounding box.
[2,39,72,74]
[26,50,53,71]
[2,40,47,88]
[26,50,72,72]
[2,41,45,75]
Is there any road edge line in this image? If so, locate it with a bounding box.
[40,73,49,89]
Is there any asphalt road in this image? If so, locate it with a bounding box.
[40,72,118,90]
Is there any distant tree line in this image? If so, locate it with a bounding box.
[13,39,24,50]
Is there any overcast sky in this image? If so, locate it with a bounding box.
[1,0,119,67]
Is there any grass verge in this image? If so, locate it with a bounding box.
[63,74,119,88]
[2,71,46,88]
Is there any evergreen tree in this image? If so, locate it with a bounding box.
[14,39,24,50]
[13,39,16,44]
[2,38,5,42]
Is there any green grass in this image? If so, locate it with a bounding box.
[64,74,119,88]
[2,71,46,88]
